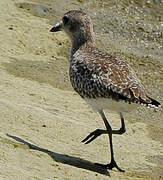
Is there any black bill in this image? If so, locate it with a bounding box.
[50,23,62,32]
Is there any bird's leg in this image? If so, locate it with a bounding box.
[82,112,126,144]
[81,129,107,144]
[95,110,125,172]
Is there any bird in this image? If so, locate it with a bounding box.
[50,10,160,172]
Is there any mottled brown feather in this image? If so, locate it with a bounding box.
[71,43,151,104]
[60,10,160,108]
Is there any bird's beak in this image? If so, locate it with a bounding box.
[50,23,62,32]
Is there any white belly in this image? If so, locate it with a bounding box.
[84,97,138,113]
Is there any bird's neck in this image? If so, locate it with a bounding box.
[71,31,95,55]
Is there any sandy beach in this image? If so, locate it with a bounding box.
[0,0,162,179]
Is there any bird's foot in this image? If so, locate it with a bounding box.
[81,129,105,144]
[95,160,125,172]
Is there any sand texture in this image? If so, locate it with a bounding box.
[0,0,162,179]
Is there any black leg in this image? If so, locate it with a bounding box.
[82,112,126,144]
[95,110,125,172]
[81,129,107,144]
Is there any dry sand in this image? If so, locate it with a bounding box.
[0,0,162,180]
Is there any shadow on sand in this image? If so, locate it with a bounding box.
[6,134,110,176]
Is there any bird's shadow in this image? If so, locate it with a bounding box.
[6,134,110,176]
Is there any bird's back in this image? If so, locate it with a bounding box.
[69,43,160,110]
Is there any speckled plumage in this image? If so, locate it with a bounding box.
[64,10,160,111]
[50,10,160,171]
[50,10,160,110]
[70,43,146,101]
[53,10,160,112]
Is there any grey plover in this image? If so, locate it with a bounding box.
[50,10,160,172]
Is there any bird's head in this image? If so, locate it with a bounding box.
[50,10,95,44]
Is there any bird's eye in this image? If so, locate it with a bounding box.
[63,16,69,25]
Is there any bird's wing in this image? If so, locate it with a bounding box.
[98,55,150,103]
[72,47,151,104]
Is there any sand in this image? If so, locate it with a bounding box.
[0,0,162,179]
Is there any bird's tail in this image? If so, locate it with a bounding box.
[147,97,161,109]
